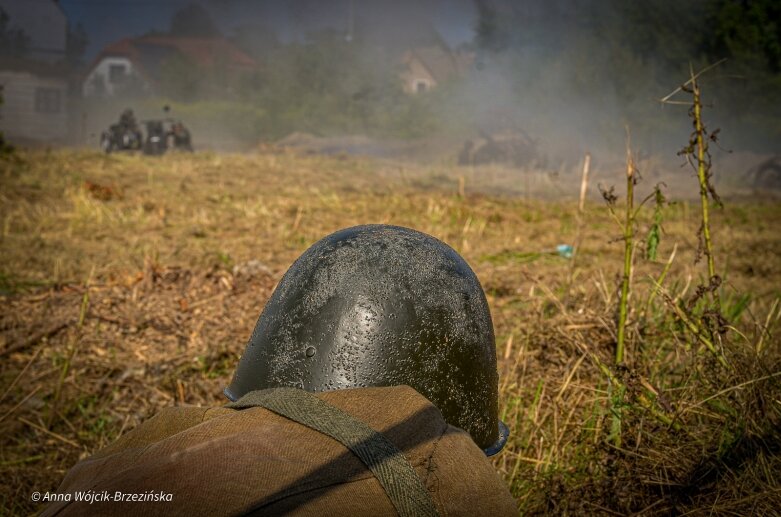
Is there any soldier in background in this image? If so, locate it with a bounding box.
[118,108,139,134]
[100,108,142,153]
[168,121,193,152]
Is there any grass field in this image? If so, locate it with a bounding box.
[1,148,780,515]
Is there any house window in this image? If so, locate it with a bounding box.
[34,88,62,113]
[415,80,429,93]
[108,64,127,84]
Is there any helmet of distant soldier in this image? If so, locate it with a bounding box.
[225,224,508,455]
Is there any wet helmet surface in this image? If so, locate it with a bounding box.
[225,224,506,453]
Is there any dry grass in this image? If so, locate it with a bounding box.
[1,149,780,515]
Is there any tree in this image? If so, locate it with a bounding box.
[704,0,781,72]
[701,0,781,148]
[66,22,89,65]
[170,3,220,38]
[473,0,509,53]
[0,6,29,59]
[232,23,279,60]
[158,53,201,101]
[0,86,15,156]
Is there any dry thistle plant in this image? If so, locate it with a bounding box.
[657,61,738,374]
[596,133,680,448]
[569,62,781,514]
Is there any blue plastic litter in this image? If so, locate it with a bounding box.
[556,244,574,258]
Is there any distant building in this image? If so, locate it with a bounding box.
[0,64,70,142]
[400,45,474,94]
[0,0,67,62]
[0,0,70,143]
[83,35,257,98]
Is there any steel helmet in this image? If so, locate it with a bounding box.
[225,225,508,455]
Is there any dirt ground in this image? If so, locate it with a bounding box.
[1,149,780,515]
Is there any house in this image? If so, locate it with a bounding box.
[82,35,257,98]
[0,62,70,142]
[0,0,70,143]
[400,45,474,94]
[0,0,67,62]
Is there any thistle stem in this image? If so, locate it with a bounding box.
[616,147,634,365]
[692,75,720,309]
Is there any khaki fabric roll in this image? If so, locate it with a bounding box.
[42,385,517,517]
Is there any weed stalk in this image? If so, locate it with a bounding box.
[661,61,726,310]
[568,152,591,283]
[642,243,677,320]
[652,278,729,368]
[616,139,636,365]
[690,71,721,309]
[588,350,682,433]
[48,290,89,428]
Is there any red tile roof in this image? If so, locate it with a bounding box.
[88,35,256,82]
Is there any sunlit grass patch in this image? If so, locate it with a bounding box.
[0,149,780,515]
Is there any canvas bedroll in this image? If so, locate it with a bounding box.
[42,385,517,516]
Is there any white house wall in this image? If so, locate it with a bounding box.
[0,70,68,141]
[400,57,436,94]
[83,57,141,97]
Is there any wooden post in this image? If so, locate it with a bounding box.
[579,153,591,213]
[569,153,591,279]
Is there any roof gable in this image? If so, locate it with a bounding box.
[404,45,474,84]
[88,35,257,82]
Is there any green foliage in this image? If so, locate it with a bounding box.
[145,98,268,143]
[704,0,781,72]
[153,28,441,142]
[471,0,781,153]
[702,0,781,147]
[66,22,89,66]
[158,54,202,102]
[481,250,543,265]
[232,23,280,59]
[237,30,440,139]
[169,3,220,38]
[473,1,509,53]
[0,6,29,59]
[645,185,666,261]
[722,292,751,323]
[0,272,49,295]
[152,0,780,148]
[303,35,393,131]
[646,220,661,262]
[0,86,15,158]
[603,0,708,68]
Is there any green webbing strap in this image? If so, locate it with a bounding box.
[227,388,439,517]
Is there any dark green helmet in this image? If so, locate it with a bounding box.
[225,224,508,455]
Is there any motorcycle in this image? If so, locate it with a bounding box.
[167,120,193,152]
[142,118,194,156]
[143,120,167,156]
[100,123,142,153]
